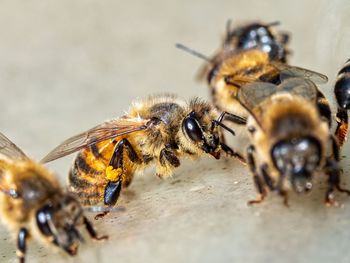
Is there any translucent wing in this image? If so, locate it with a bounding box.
[237,81,278,112]
[277,77,318,102]
[237,77,318,124]
[0,132,28,161]
[41,118,150,163]
[272,62,328,84]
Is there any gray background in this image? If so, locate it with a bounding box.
[0,0,350,262]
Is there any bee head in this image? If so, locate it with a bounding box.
[226,21,288,62]
[182,111,220,159]
[271,136,322,193]
[36,194,85,256]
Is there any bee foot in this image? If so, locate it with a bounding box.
[247,195,264,205]
[94,211,109,220]
[94,235,109,241]
[336,186,350,195]
[325,200,340,207]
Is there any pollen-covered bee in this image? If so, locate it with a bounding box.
[41,95,245,219]
[0,133,107,263]
[236,77,350,205]
[335,58,350,146]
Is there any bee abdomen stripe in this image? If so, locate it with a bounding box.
[77,190,101,199]
[68,168,94,189]
[90,144,105,160]
[75,154,99,174]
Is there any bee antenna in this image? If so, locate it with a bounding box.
[212,120,235,136]
[226,18,233,36]
[267,21,281,27]
[175,43,211,63]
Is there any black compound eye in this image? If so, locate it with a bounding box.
[36,205,54,237]
[183,116,203,142]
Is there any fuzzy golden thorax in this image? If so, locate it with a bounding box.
[212,49,276,87]
[208,49,279,120]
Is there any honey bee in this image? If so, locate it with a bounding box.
[237,77,350,205]
[335,58,350,146]
[177,45,329,136]
[0,132,107,263]
[176,22,331,138]
[222,20,290,62]
[197,20,290,81]
[41,95,245,219]
[178,20,290,85]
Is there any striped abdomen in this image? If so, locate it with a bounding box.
[68,140,116,206]
[335,59,350,110]
[334,59,350,145]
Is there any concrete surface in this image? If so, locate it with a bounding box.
[0,0,350,262]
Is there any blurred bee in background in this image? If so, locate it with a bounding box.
[175,20,294,137]
[237,77,350,205]
[0,133,107,263]
[334,58,350,146]
[223,20,290,62]
[177,43,330,138]
[197,20,290,82]
[176,21,334,147]
[41,95,246,219]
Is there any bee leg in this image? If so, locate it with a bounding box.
[98,139,140,219]
[325,159,350,206]
[274,174,289,207]
[261,164,274,191]
[94,180,123,220]
[17,228,28,263]
[159,147,180,168]
[248,175,266,205]
[246,145,267,205]
[324,136,350,206]
[325,159,342,207]
[220,143,246,164]
[83,217,108,240]
[94,211,109,220]
[335,108,348,146]
[279,190,289,207]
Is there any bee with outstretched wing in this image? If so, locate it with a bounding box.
[42,95,246,219]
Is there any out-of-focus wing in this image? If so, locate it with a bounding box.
[237,81,278,114]
[271,62,328,84]
[41,118,150,163]
[237,77,318,126]
[277,77,318,102]
[0,132,28,161]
